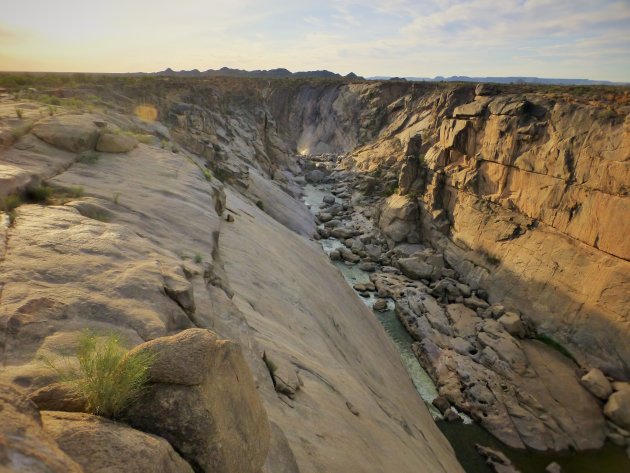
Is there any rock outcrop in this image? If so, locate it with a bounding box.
[41,411,194,473]
[0,384,83,473]
[124,329,270,473]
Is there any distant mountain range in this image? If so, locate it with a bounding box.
[148,68,625,85]
[369,75,627,86]
[150,67,361,80]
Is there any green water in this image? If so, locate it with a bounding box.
[438,421,630,473]
[304,184,630,473]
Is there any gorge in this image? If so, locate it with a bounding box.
[0,75,628,473]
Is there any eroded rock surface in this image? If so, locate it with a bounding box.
[42,411,194,473]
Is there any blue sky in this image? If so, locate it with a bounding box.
[1,0,629,81]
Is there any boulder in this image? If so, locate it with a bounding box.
[398,257,434,280]
[317,212,333,223]
[581,368,613,400]
[42,411,193,473]
[27,382,87,413]
[123,329,270,473]
[497,312,525,338]
[475,444,520,473]
[331,227,355,239]
[378,194,420,243]
[373,299,388,312]
[339,247,360,263]
[358,261,376,272]
[604,390,630,430]
[323,195,335,204]
[432,396,451,415]
[329,249,341,261]
[96,132,138,153]
[305,170,325,183]
[32,115,99,152]
[0,384,83,473]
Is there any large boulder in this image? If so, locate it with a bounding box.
[123,329,270,473]
[41,411,193,473]
[378,194,420,243]
[580,368,613,401]
[96,132,138,153]
[604,390,630,430]
[398,257,434,280]
[305,169,325,183]
[497,312,525,338]
[0,384,83,473]
[32,115,100,152]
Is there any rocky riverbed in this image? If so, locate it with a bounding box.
[300,152,630,471]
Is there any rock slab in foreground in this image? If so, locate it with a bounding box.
[124,328,270,473]
[42,411,193,473]
[0,383,83,473]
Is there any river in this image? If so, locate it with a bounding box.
[303,183,630,473]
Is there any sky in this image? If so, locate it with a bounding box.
[1,0,629,81]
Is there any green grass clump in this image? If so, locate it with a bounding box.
[1,194,22,224]
[194,253,203,264]
[1,194,22,212]
[383,183,399,197]
[202,168,212,181]
[45,330,155,419]
[25,185,53,203]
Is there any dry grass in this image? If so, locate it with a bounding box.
[45,331,155,419]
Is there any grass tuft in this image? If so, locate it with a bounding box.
[45,330,155,419]
[25,185,53,204]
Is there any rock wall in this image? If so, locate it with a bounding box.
[268,81,629,378]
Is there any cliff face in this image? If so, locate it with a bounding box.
[0,81,465,472]
[260,81,629,379]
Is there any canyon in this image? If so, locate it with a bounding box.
[0,76,628,472]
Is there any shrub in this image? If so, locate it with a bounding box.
[194,253,202,264]
[383,183,398,197]
[255,200,264,210]
[1,194,22,212]
[15,107,23,119]
[45,330,155,419]
[25,184,53,203]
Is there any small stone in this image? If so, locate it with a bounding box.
[329,250,341,261]
[443,408,461,422]
[432,396,451,415]
[226,214,234,222]
[545,462,562,473]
